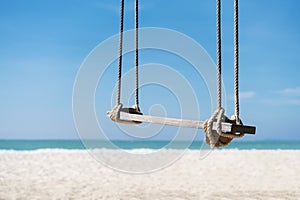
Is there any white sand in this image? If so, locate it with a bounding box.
[0,150,299,200]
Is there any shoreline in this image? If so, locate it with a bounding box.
[1,148,300,152]
[0,140,300,151]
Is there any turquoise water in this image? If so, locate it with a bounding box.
[0,140,299,150]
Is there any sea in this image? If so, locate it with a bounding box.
[0,140,299,151]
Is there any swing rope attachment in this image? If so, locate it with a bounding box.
[204,0,244,148]
[110,0,142,124]
[116,0,141,109]
[204,108,245,148]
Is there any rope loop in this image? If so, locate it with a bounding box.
[204,108,229,148]
[204,108,245,148]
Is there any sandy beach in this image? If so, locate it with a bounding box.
[0,150,299,200]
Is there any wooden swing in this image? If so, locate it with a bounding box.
[107,0,256,148]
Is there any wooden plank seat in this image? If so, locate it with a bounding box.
[107,111,256,135]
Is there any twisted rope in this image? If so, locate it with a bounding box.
[135,0,140,109]
[116,0,125,105]
[204,0,244,148]
[234,0,241,124]
[216,0,222,110]
[204,108,231,148]
[204,108,245,148]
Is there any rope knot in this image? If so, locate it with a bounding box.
[204,108,244,148]
[107,103,123,122]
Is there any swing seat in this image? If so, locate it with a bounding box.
[116,112,256,134]
[119,107,143,124]
[107,104,143,125]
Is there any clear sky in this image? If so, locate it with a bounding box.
[0,0,299,140]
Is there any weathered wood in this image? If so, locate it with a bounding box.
[119,112,256,135]
[120,112,232,132]
[121,111,203,127]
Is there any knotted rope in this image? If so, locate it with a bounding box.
[204,108,245,148]
[204,0,244,148]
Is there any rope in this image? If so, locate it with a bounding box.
[135,0,140,108]
[234,0,241,124]
[204,108,231,148]
[203,0,244,148]
[216,0,222,110]
[203,108,245,148]
[116,0,125,105]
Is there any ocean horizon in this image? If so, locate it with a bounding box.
[0,140,299,151]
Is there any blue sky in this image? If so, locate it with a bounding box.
[0,0,299,140]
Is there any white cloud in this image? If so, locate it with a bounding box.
[262,99,300,106]
[239,91,255,99]
[277,87,300,96]
[261,87,300,106]
[286,99,300,105]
